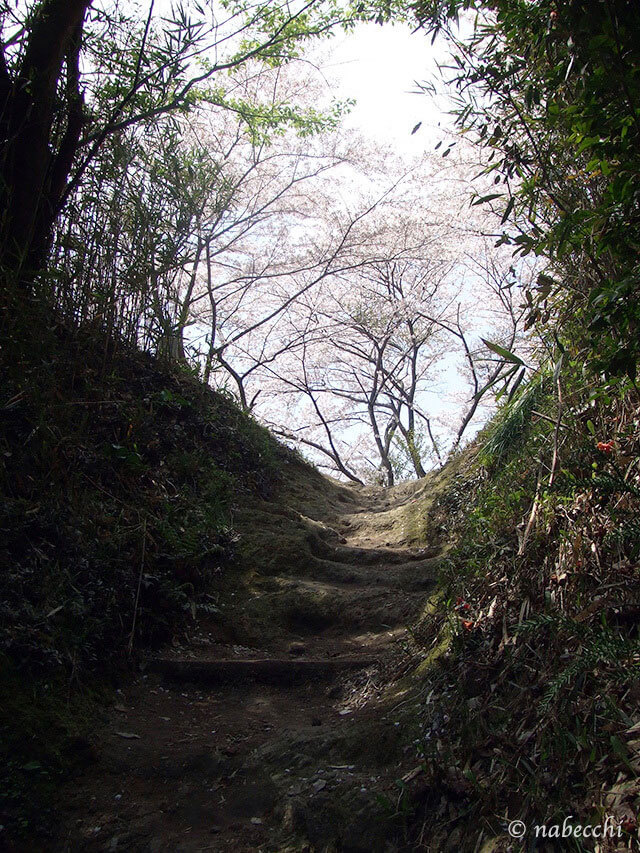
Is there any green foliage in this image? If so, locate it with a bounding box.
[198,80,354,144]
[516,612,640,710]
[415,0,640,382]
[479,374,551,467]
[542,626,640,712]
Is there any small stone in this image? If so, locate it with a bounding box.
[288,642,306,656]
[312,779,327,793]
[250,817,263,825]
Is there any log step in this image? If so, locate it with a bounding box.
[146,656,378,685]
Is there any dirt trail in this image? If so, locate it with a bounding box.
[57,478,441,852]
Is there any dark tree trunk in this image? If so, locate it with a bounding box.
[0,0,91,289]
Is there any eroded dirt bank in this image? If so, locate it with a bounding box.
[56,470,445,852]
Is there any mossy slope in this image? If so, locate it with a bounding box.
[0,326,310,840]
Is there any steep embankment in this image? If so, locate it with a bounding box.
[395,385,640,851]
[0,328,304,845]
[1,328,461,851]
[53,468,452,852]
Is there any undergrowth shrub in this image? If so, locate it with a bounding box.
[404,372,640,849]
[479,372,552,468]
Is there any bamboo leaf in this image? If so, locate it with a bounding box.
[501,196,515,224]
[481,338,524,365]
[471,193,503,207]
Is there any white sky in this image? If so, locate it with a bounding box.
[321,22,455,153]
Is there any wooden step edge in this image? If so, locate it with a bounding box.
[144,656,379,685]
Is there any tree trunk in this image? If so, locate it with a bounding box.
[0,0,91,289]
[399,421,427,479]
